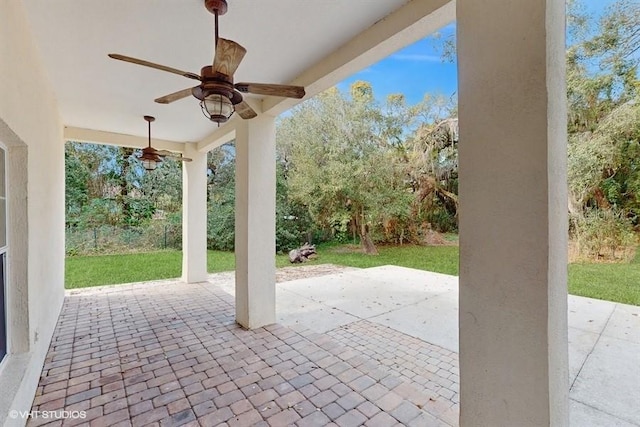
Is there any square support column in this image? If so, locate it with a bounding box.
[181,144,208,283]
[457,0,568,426]
[235,115,277,329]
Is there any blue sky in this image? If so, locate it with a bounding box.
[336,0,616,107]
[338,23,456,106]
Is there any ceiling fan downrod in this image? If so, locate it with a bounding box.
[141,115,162,171]
[205,0,228,45]
[144,115,155,148]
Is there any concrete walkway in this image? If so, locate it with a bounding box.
[221,265,640,426]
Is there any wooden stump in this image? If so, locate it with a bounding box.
[288,243,317,263]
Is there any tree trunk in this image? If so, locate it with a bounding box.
[117,147,134,224]
[360,222,378,255]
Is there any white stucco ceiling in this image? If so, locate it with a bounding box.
[23,0,412,143]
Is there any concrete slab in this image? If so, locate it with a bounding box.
[568,295,615,334]
[216,265,640,426]
[570,399,638,427]
[568,327,600,384]
[347,265,458,292]
[279,271,443,320]
[369,292,459,352]
[570,335,640,425]
[276,287,358,333]
[603,303,640,344]
[210,272,236,295]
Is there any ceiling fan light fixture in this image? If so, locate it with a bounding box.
[201,93,234,124]
[140,151,163,171]
[142,158,158,171]
[141,115,164,171]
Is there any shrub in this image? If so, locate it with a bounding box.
[573,209,636,260]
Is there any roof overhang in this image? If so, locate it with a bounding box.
[24,0,455,150]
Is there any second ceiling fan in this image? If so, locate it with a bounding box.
[109,0,305,124]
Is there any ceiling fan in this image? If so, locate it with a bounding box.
[108,0,305,124]
[139,115,192,171]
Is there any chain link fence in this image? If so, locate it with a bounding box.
[66,223,182,256]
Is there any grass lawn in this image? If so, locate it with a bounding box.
[279,243,459,275]
[65,250,235,289]
[569,253,640,306]
[66,243,639,306]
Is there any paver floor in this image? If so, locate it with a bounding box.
[29,275,455,427]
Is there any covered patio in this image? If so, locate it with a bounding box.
[2,0,571,425]
[30,267,639,426]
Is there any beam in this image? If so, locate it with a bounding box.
[263,0,455,116]
[196,126,236,154]
[64,126,185,152]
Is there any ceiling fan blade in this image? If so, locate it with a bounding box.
[155,87,196,104]
[108,54,201,81]
[234,101,258,119]
[156,150,193,162]
[155,150,174,156]
[235,82,305,99]
[212,38,247,77]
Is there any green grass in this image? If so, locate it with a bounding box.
[276,243,459,275]
[65,243,640,306]
[65,250,235,289]
[569,265,640,306]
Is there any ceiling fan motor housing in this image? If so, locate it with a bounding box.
[205,0,228,15]
[140,146,162,162]
[193,66,237,101]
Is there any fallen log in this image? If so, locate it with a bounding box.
[288,243,317,263]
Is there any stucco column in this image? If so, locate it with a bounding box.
[234,115,276,329]
[457,0,568,426]
[181,144,208,283]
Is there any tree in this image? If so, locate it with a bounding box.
[566,0,640,258]
[65,142,121,227]
[65,141,183,230]
[207,143,236,251]
[141,157,183,214]
[278,82,416,253]
[405,95,459,233]
[275,162,313,252]
[65,143,91,226]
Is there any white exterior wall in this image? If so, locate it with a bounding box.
[457,0,568,425]
[0,1,65,425]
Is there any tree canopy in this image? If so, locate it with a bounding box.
[65,0,640,260]
[566,0,640,258]
[277,82,458,253]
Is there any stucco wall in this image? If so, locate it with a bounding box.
[0,0,65,425]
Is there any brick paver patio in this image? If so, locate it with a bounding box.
[29,277,458,427]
